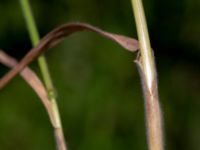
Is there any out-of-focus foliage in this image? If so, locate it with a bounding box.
[0,0,199,150]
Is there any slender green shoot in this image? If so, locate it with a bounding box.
[19,0,54,92]
[131,0,164,150]
[19,0,67,150]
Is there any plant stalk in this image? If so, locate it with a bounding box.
[131,0,164,150]
[19,0,67,150]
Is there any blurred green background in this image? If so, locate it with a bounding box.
[0,0,200,149]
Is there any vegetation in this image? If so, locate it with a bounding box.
[0,0,199,150]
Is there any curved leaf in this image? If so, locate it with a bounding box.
[0,22,139,89]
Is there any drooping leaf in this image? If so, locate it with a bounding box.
[0,50,56,127]
[0,22,139,89]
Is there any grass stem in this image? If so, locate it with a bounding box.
[131,0,164,150]
[19,0,67,149]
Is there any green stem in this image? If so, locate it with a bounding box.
[19,0,67,150]
[131,0,164,150]
[19,0,54,92]
[131,0,154,88]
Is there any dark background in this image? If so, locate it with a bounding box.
[0,0,200,149]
